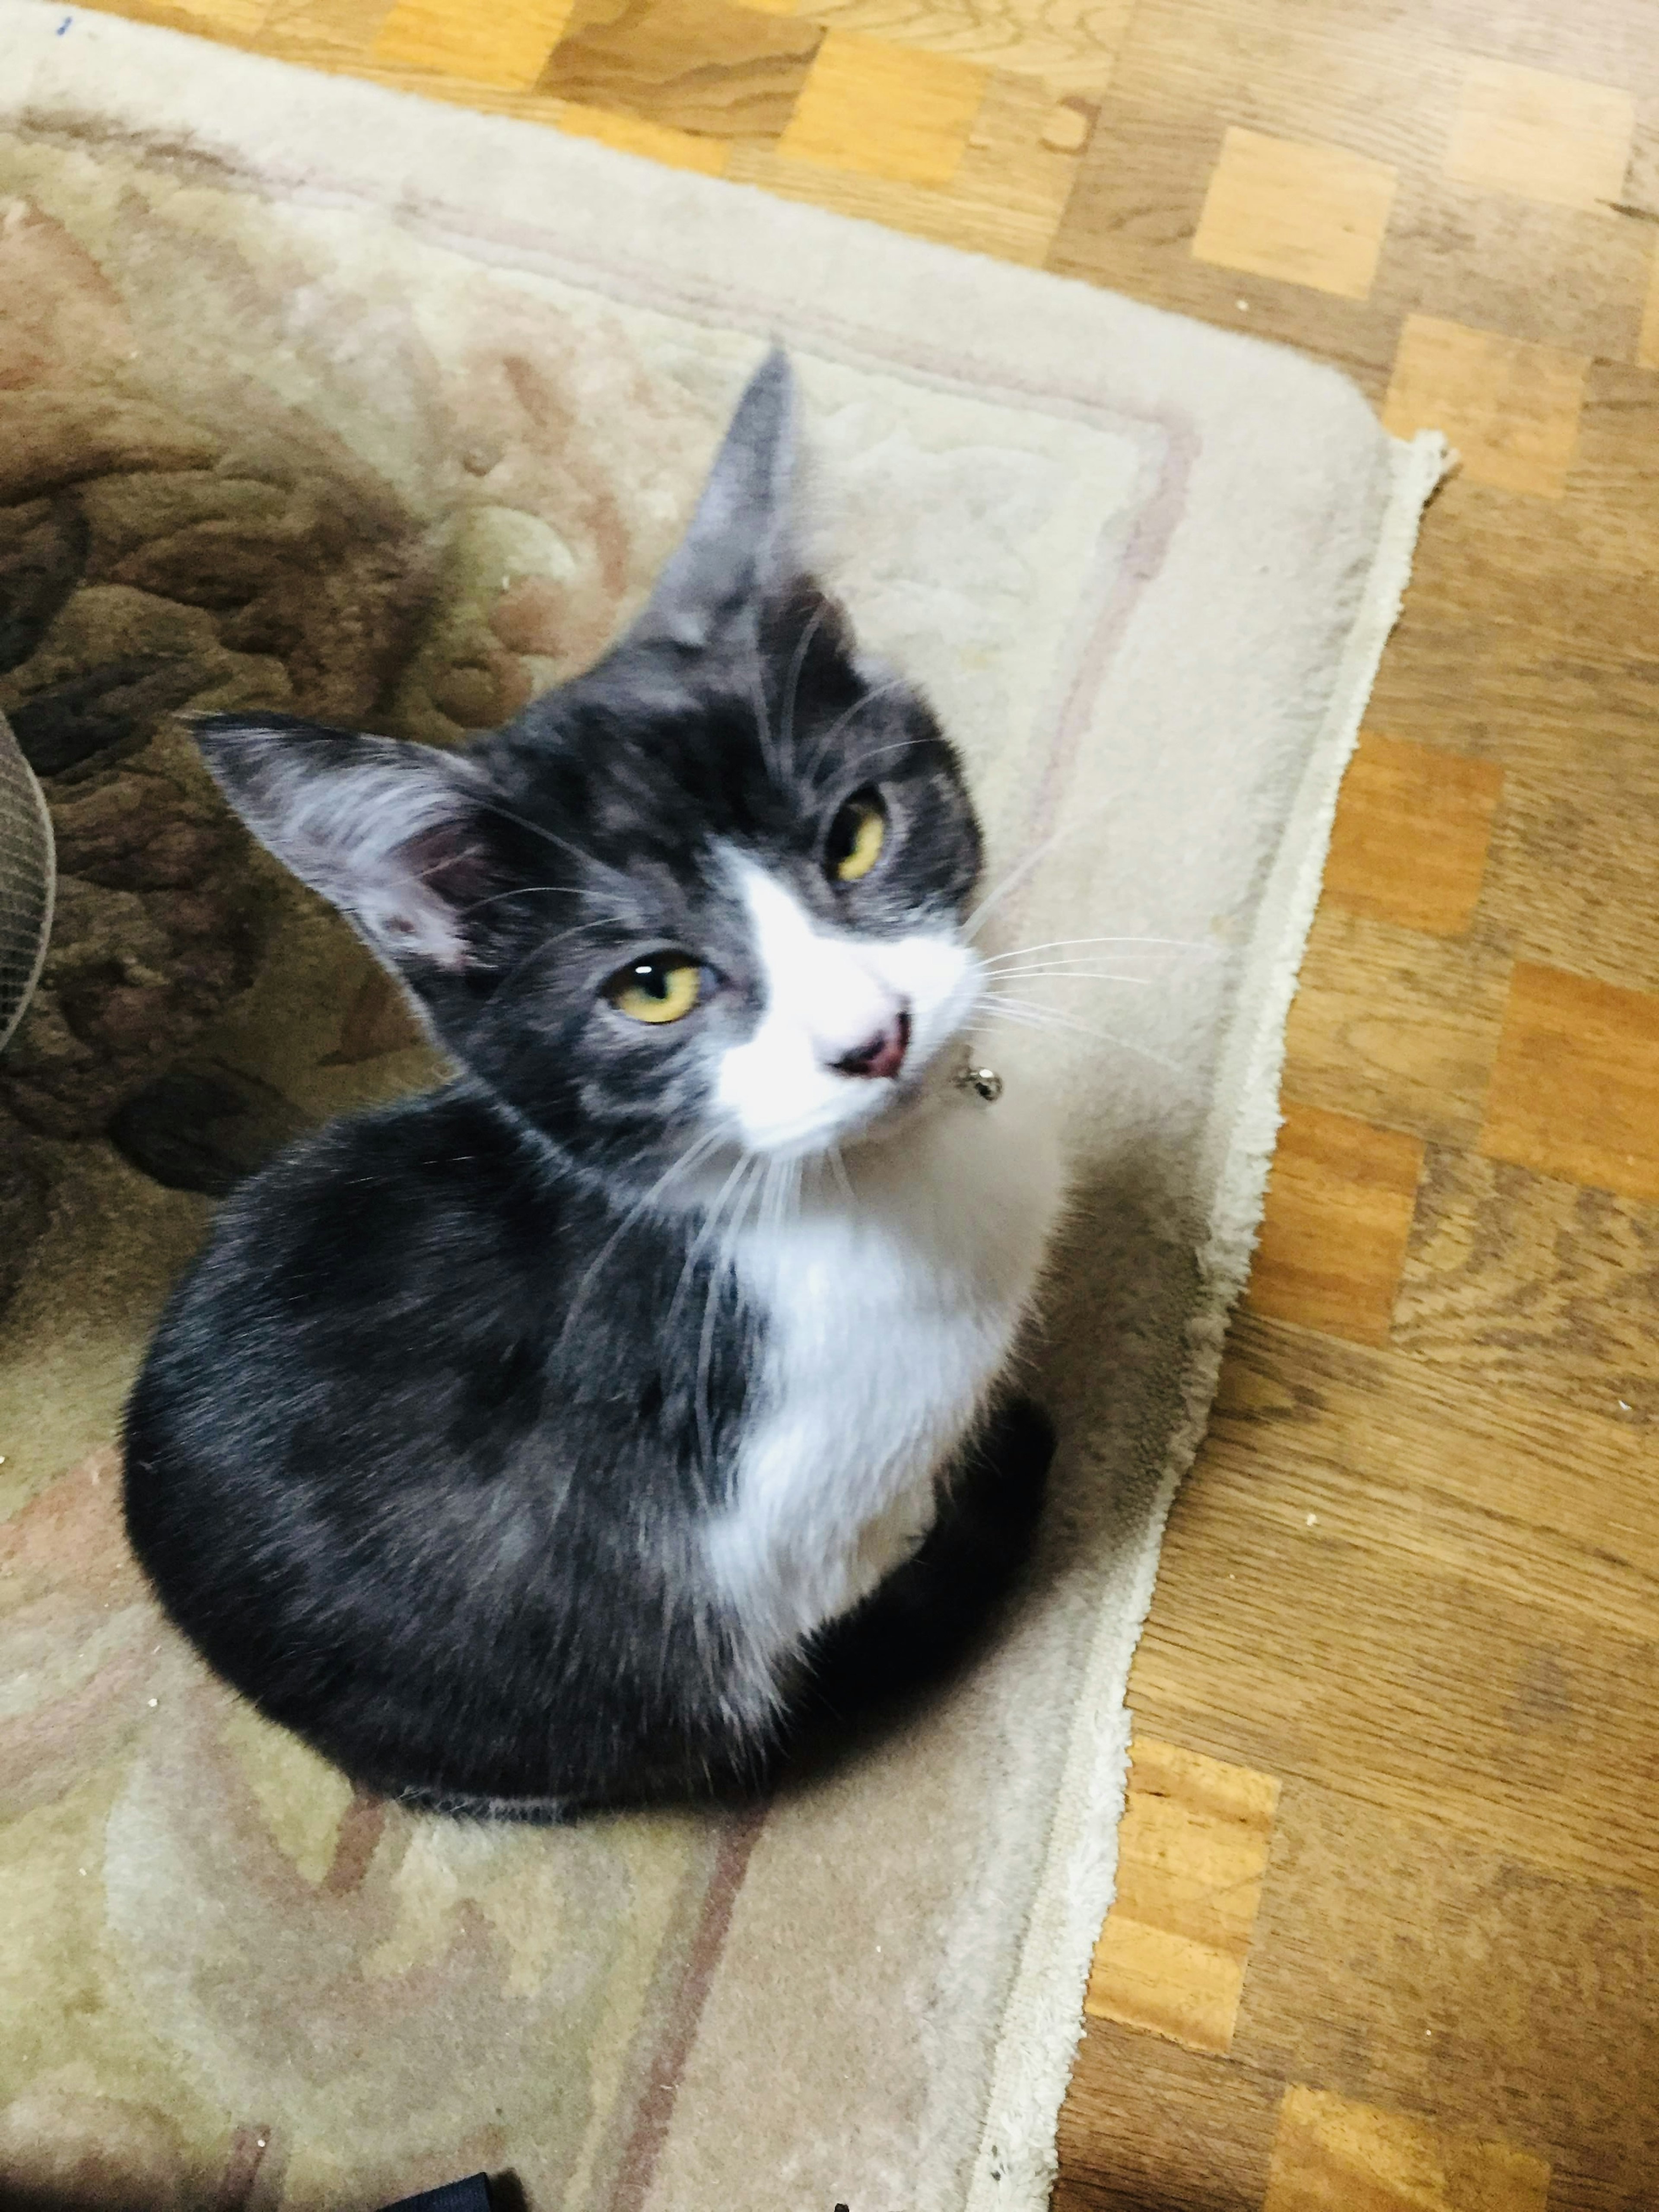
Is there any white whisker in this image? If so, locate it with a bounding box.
[978,995,1181,1074]
[801,674,911,785]
[976,966,1155,986]
[764,1154,798,1239]
[962,792,1123,942]
[827,1142,855,1206]
[667,1146,750,1338]
[477,799,626,890]
[854,738,922,766]
[978,935,1215,965]
[554,1125,725,1358]
[744,616,782,785]
[779,604,829,770]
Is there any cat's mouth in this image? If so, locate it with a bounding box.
[829,963,986,1145]
[765,1007,981,1160]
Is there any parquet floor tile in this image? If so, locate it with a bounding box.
[539,0,823,138]
[775,29,986,182]
[1246,1103,1424,1346]
[1322,733,1503,939]
[1394,1148,1659,1428]
[1282,907,1509,1147]
[1444,57,1635,213]
[374,0,574,87]
[794,0,1136,101]
[1190,126,1397,301]
[1481,963,1659,1204]
[729,66,1081,261]
[1240,1778,1659,2189]
[1382,315,1590,497]
[1262,2085,1551,2212]
[1086,1740,1279,2056]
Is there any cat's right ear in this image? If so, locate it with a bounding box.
[625,347,799,656]
[192,715,502,975]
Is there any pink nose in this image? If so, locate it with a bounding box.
[834,1010,910,1081]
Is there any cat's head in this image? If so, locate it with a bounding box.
[193,352,986,1186]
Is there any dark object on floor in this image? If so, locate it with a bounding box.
[380,2175,492,2212]
[0,707,54,1055]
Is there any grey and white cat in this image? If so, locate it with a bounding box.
[123,351,1065,1818]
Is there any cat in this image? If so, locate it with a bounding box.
[123,350,1066,1820]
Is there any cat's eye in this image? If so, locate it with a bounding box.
[604,953,703,1026]
[826,790,887,883]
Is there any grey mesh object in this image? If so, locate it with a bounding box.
[0,709,54,1054]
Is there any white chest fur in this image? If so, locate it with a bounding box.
[703,1084,1063,1678]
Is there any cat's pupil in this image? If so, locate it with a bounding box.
[633,961,668,998]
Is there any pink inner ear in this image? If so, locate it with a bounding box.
[399,820,497,911]
[359,819,502,972]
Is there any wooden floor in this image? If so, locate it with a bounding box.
[59,0,1659,2201]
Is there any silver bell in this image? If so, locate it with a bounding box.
[955,1065,1004,1105]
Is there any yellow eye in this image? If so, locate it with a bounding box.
[604,953,702,1025]
[828,792,887,883]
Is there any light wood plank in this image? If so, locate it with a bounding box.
[1383,315,1590,497]
[1246,1103,1424,1347]
[292,59,570,114]
[1446,57,1634,213]
[1192,126,1397,301]
[82,0,269,39]
[373,0,575,86]
[791,0,1135,101]
[1481,962,1659,1202]
[730,68,1080,263]
[1265,2085,1551,2211]
[776,30,987,184]
[1641,242,1659,369]
[258,0,388,64]
[551,98,732,167]
[1087,1739,1280,2054]
[1324,733,1503,938]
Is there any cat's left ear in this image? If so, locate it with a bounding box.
[626,347,799,655]
[191,715,503,975]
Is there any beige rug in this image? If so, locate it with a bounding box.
[0,5,1442,2204]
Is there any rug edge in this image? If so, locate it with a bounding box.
[961,425,1450,2212]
